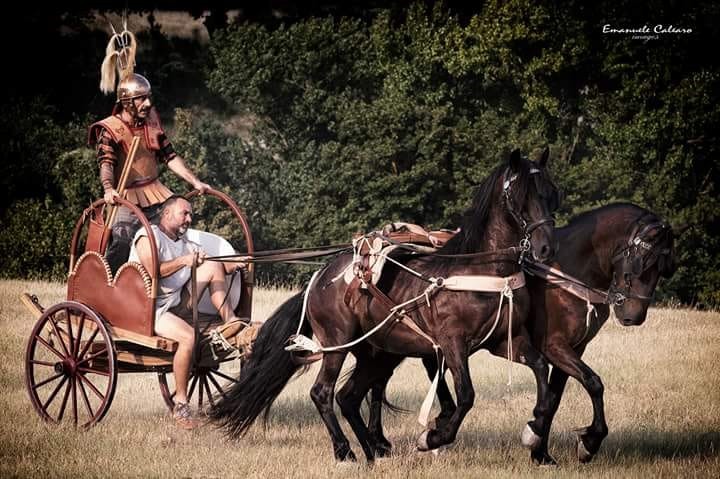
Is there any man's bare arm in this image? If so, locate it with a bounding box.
[167,156,210,193]
[135,236,203,278]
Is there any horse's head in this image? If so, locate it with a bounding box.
[502,147,561,263]
[609,218,677,325]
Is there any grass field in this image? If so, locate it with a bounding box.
[1,279,718,478]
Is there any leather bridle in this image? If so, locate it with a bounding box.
[608,218,672,306]
[502,167,556,259]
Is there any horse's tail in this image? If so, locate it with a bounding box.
[209,290,310,437]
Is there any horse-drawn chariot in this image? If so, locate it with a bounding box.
[21,189,254,428]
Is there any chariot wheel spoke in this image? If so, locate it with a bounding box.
[203,375,216,407]
[42,375,68,411]
[33,372,64,390]
[73,313,86,360]
[197,375,205,408]
[66,313,76,357]
[207,371,228,399]
[76,328,100,361]
[77,366,110,377]
[56,377,72,422]
[209,369,238,384]
[77,372,105,400]
[76,348,109,367]
[30,359,56,367]
[71,376,78,426]
[35,336,66,361]
[78,377,94,418]
[48,315,71,358]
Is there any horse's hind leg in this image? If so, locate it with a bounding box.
[337,352,403,460]
[367,379,393,457]
[366,355,457,454]
[310,352,356,462]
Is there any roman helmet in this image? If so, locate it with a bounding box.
[117,73,152,103]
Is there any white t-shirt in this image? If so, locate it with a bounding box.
[129,225,200,319]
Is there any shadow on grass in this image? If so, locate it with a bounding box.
[600,429,719,460]
[222,393,719,462]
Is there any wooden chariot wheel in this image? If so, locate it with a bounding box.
[157,364,239,412]
[25,301,118,428]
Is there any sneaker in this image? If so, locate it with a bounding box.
[172,402,199,430]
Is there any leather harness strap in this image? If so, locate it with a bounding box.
[523,260,608,304]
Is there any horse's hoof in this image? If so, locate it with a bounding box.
[431,445,448,456]
[416,430,430,451]
[531,451,558,467]
[374,445,392,459]
[521,423,542,451]
[577,437,593,463]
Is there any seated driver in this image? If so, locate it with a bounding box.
[129,194,251,429]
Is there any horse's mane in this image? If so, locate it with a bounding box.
[562,202,675,274]
[565,202,648,228]
[437,159,531,255]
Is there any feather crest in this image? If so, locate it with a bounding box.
[99,24,138,94]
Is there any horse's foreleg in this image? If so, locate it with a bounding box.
[491,333,556,465]
[545,341,607,463]
[532,366,570,462]
[310,352,356,462]
[421,355,456,429]
[417,338,473,451]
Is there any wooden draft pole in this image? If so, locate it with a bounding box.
[100,136,141,253]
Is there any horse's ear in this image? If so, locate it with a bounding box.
[538,146,550,167]
[509,149,522,172]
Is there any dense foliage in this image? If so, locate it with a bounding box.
[1,1,718,306]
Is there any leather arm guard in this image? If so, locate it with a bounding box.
[96,129,117,190]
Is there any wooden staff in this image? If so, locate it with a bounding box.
[100,136,140,252]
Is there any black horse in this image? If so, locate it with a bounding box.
[366,203,677,464]
[210,149,561,463]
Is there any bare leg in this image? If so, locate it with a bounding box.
[195,261,238,323]
[155,312,195,403]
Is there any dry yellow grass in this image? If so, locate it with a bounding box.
[1,279,718,478]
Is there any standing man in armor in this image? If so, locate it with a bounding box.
[88,24,209,272]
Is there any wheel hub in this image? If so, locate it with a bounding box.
[54,359,76,375]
